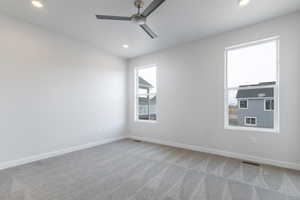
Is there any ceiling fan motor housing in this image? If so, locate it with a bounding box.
[131,14,147,25]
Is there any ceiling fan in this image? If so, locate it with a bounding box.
[95,0,166,39]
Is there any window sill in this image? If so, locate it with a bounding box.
[225,125,279,133]
[135,120,157,124]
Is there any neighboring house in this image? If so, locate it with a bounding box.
[138,77,156,120]
[139,76,153,90]
[236,82,275,128]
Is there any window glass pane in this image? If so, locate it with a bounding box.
[138,95,149,120]
[149,95,157,120]
[240,100,247,108]
[266,99,274,110]
[246,118,251,124]
[266,100,271,110]
[232,87,275,128]
[228,89,239,126]
[227,41,277,88]
[137,67,157,94]
[138,94,157,121]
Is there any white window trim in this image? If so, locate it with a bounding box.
[134,64,158,123]
[224,36,280,133]
[264,99,274,111]
[238,99,248,109]
[244,116,257,126]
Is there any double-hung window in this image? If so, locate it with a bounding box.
[135,66,157,122]
[239,100,248,109]
[244,117,257,126]
[225,37,279,132]
[265,99,274,111]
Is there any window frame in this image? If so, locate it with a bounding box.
[224,36,280,133]
[238,99,248,109]
[134,65,158,123]
[244,116,257,126]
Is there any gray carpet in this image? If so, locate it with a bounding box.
[0,139,299,200]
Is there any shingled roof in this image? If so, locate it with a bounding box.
[236,82,275,99]
[139,77,153,89]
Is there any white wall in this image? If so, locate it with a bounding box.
[0,14,127,166]
[128,12,300,169]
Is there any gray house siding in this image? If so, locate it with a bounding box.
[237,99,274,128]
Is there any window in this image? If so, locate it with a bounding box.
[265,99,274,111]
[135,66,157,121]
[239,100,248,109]
[244,117,257,126]
[225,37,279,132]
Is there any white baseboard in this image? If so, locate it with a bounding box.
[128,135,300,171]
[2,135,299,171]
[0,137,125,170]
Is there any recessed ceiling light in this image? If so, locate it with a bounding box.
[123,44,129,49]
[32,0,44,8]
[238,0,251,7]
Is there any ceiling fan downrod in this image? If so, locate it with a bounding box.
[134,0,145,10]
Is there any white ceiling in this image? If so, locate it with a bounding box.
[1,0,300,58]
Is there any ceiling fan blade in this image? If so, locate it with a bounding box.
[140,24,158,39]
[96,15,132,21]
[142,0,166,17]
